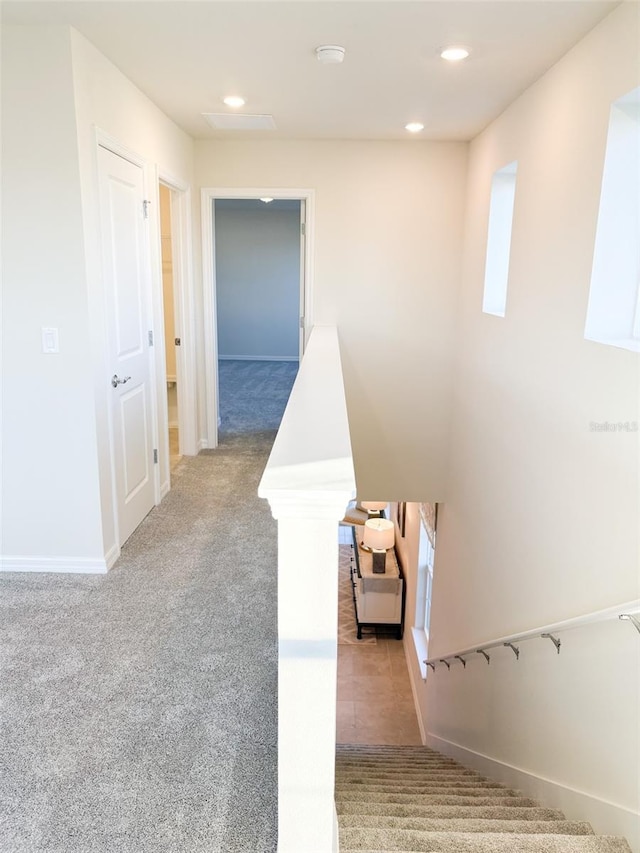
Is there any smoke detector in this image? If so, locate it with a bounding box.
[316,45,345,64]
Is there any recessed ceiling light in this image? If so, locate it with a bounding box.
[440,46,470,62]
[223,95,246,108]
[260,197,274,203]
[405,122,424,133]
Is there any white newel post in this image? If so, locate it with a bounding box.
[258,326,356,853]
[265,496,354,853]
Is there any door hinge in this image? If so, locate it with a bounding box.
[299,317,305,329]
[301,222,306,236]
[142,200,151,219]
[153,449,158,464]
[148,330,154,346]
[174,337,181,346]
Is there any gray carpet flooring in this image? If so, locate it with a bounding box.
[0,432,279,853]
[335,745,633,852]
[218,359,298,436]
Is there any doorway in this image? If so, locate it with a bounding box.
[200,187,315,448]
[214,198,301,437]
[159,184,181,471]
[156,176,197,484]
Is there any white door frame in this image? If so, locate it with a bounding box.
[157,174,198,470]
[200,187,315,450]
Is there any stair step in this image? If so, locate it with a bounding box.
[340,743,440,755]
[337,757,461,766]
[336,792,539,807]
[336,769,484,780]
[337,767,467,777]
[335,782,510,795]
[337,773,482,784]
[337,751,448,763]
[339,829,633,852]
[337,750,455,756]
[338,815,594,835]
[337,745,441,751]
[336,765,473,776]
[336,755,462,767]
[336,773,497,782]
[335,803,567,822]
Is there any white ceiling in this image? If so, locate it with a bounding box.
[2,0,620,141]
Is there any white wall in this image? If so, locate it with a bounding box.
[1,24,194,569]
[421,5,640,846]
[1,26,105,568]
[214,203,300,359]
[195,140,468,499]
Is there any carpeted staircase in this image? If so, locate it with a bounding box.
[335,744,632,853]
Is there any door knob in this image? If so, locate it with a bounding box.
[111,374,131,388]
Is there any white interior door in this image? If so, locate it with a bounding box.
[98,145,155,546]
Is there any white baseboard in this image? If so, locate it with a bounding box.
[0,554,110,574]
[218,354,299,362]
[427,733,640,852]
[404,632,427,745]
[104,543,120,570]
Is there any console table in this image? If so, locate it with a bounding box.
[349,525,405,639]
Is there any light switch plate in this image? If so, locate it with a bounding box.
[41,327,59,353]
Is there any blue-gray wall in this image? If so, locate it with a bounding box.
[214,200,300,360]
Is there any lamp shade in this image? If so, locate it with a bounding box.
[363,518,395,551]
[360,501,387,512]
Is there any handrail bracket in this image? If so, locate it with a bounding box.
[477,649,490,665]
[619,614,640,634]
[541,632,561,654]
[440,659,451,670]
[504,642,520,660]
[454,655,467,668]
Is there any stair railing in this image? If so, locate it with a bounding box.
[424,599,640,673]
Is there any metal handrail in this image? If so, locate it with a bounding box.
[424,598,640,671]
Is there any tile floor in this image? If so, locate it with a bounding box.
[336,525,423,746]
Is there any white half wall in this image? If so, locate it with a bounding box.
[195,139,468,500]
[421,5,640,847]
[214,202,300,360]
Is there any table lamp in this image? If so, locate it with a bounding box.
[363,518,395,573]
